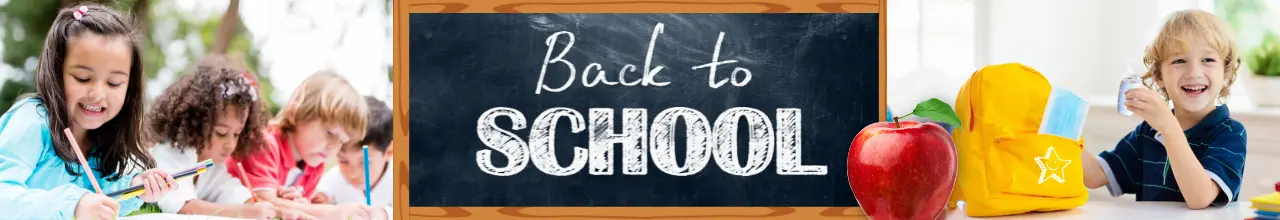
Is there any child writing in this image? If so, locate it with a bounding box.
[312,96,393,216]
[1081,9,1248,210]
[0,4,176,219]
[225,71,386,219]
[146,55,310,219]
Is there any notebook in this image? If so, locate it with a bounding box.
[1252,192,1280,212]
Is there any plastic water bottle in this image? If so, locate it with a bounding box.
[1118,74,1142,116]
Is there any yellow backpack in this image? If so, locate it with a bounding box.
[947,63,1088,216]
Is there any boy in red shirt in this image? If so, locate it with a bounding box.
[228,71,385,219]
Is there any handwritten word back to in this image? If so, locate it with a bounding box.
[410,14,879,206]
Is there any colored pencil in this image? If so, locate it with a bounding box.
[63,128,103,194]
[110,159,214,200]
[363,145,372,206]
[237,162,260,202]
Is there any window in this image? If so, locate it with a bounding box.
[886,0,1266,111]
[887,0,977,111]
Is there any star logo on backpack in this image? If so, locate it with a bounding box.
[1035,146,1072,184]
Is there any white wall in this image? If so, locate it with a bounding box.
[985,0,1208,98]
[888,0,1216,113]
[886,0,975,114]
[986,0,1104,98]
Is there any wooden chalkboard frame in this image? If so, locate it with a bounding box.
[393,0,886,218]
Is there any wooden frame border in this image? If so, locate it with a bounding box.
[392,0,887,218]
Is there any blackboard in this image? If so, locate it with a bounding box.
[409,13,879,207]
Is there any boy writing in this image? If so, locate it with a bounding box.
[226,71,386,219]
[313,96,393,216]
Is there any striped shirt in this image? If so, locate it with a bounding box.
[1096,105,1247,206]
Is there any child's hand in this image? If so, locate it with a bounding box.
[276,207,317,220]
[331,204,383,220]
[75,193,120,220]
[311,192,332,204]
[238,202,285,220]
[277,186,310,204]
[1124,88,1177,129]
[131,169,177,202]
[372,206,388,220]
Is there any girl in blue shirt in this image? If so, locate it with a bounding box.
[0,4,176,219]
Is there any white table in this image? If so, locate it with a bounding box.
[121,213,254,220]
[945,200,1256,219]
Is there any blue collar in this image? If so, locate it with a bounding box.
[1184,105,1231,135]
[1152,105,1231,143]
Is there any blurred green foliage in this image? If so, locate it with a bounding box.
[1248,31,1280,76]
[1218,0,1279,77]
[0,0,279,114]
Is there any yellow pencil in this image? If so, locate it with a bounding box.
[116,168,206,200]
[111,159,213,200]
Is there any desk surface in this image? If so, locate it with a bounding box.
[121,213,252,220]
[945,200,1255,219]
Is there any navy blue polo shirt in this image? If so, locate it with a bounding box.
[1096,105,1247,206]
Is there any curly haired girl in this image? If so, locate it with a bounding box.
[146,54,308,219]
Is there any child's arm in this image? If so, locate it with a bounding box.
[1152,124,1223,209]
[310,168,343,204]
[0,110,94,218]
[235,157,339,216]
[1153,121,1246,209]
[1081,148,1108,188]
[253,190,372,218]
[1081,125,1145,196]
[179,200,272,219]
[156,175,199,213]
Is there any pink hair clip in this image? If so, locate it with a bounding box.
[73,6,88,20]
[242,71,257,87]
[220,72,259,101]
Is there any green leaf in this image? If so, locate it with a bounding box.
[910,98,962,128]
[125,203,163,217]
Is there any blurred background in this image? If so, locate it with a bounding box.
[887,0,1277,109]
[889,0,1279,201]
[0,0,392,115]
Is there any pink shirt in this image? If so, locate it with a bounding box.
[227,128,326,197]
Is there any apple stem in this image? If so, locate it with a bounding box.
[892,113,914,128]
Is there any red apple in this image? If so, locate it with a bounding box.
[848,120,957,220]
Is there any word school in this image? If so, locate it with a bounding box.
[476,107,829,177]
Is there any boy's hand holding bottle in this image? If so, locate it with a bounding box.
[1123,87,1177,133]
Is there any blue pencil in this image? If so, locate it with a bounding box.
[363,145,372,206]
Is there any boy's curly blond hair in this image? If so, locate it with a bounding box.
[273,71,369,143]
[1141,9,1240,103]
